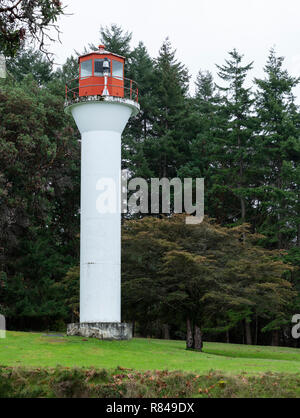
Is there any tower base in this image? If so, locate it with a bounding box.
[67,322,132,340]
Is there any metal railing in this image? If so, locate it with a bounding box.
[65,76,139,105]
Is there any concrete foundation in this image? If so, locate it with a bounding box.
[67,322,132,340]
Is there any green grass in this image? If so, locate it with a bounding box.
[2,366,300,398]
[2,332,300,397]
[1,331,300,375]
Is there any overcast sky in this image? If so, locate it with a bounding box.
[52,0,300,98]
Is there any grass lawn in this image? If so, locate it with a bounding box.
[2,331,300,397]
[1,331,300,374]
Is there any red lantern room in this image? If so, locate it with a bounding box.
[79,45,125,97]
[65,45,138,105]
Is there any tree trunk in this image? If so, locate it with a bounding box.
[226,330,230,343]
[194,324,203,351]
[132,320,135,338]
[163,154,167,177]
[162,324,170,340]
[277,161,283,249]
[255,315,258,345]
[271,330,279,346]
[143,118,147,140]
[186,318,193,349]
[245,320,252,345]
[238,131,246,227]
[241,197,246,221]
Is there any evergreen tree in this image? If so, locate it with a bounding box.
[6,48,53,85]
[122,42,156,179]
[254,49,300,249]
[54,55,79,86]
[0,75,80,329]
[213,49,255,224]
[122,215,293,348]
[177,70,225,221]
[195,70,215,100]
[99,24,132,58]
[144,38,190,179]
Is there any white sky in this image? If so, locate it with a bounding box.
[52,0,300,98]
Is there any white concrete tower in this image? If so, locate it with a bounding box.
[65,45,139,339]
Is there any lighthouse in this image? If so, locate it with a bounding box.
[65,45,139,339]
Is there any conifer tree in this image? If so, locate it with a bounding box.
[177,70,225,221]
[6,48,53,85]
[122,215,293,348]
[122,42,156,179]
[99,24,132,58]
[254,49,300,249]
[145,38,190,179]
[213,49,255,224]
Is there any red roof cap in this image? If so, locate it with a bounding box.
[78,44,125,61]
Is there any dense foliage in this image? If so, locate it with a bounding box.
[0,24,299,347]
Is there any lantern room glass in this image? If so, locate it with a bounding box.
[80,60,92,78]
[94,59,111,77]
[112,60,123,79]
